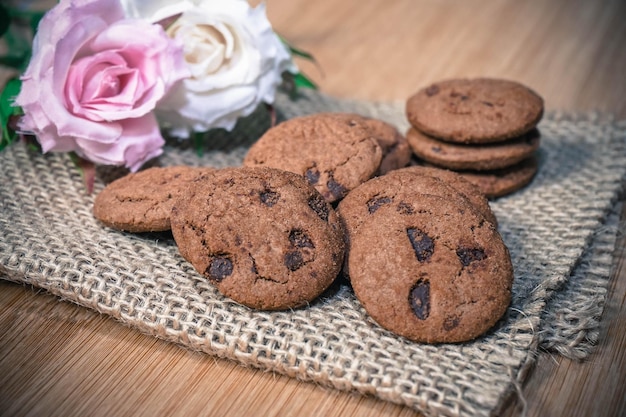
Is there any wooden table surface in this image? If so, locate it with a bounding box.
[1,0,625,416]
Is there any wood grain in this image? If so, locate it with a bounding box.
[1,1,625,416]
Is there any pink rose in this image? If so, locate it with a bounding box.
[15,0,189,171]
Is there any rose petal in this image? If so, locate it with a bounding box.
[75,113,163,171]
[120,0,195,22]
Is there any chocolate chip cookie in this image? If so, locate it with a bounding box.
[243,113,383,203]
[348,193,513,343]
[170,166,345,310]
[406,78,544,144]
[453,156,539,198]
[389,165,497,225]
[360,116,411,174]
[93,165,215,232]
[406,127,540,170]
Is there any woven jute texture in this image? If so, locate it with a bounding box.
[1,90,625,417]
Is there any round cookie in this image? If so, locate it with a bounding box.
[360,116,411,175]
[348,194,513,343]
[406,78,544,144]
[406,127,540,170]
[170,166,345,310]
[93,165,215,232]
[454,156,539,198]
[389,165,497,225]
[243,113,383,203]
[337,170,497,278]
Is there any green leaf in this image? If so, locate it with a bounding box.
[0,78,22,151]
[293,72,317,90]
[1,23,33,71]
[0,5,10,37]
[193,131,204,157]
[279,36,316,63]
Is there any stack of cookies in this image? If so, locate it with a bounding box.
[405,78,544,198]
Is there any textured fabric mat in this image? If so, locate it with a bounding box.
[1,90,625,417]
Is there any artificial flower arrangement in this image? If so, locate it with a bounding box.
[0,0,315,188]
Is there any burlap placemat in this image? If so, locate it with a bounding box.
[1,90,625,417]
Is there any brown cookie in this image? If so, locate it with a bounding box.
[360,116,411,174]
[337,170,496,278]
[406,78,544,144]
[243,113,383,203]
[348,193,513,343]
[406,127,540,171]
[170,166,345,310]
[453,156,539,198]
[388,165,497,225]
[93,165,216,232]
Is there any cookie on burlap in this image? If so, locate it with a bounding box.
[406,78,544,144]
[452,156,539,198]
[406,127,540,170]
[243,113,382,203]
[348,193,513,343]
[93,165,215,232]
[170,166,345,310]
[388,165,497,225]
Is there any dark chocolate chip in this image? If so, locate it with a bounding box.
[327,175,347,199]
[443,315,460,331]
[409,279,430,320]
[259,189,279,206]
[397,202,414,215]
[289,229,314,248]
[367,196,392,214]
[305,168,320,185]
[482,101,494,107]
[308,194,329,222]
[407,228,434,262]
[206,255,233,281]
[425,85,440,97]
[432,146,442,153]
[284,250,304,271]
[456,246,486,266]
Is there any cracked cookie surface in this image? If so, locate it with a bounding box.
[346,192,512,343]
[170,166,345,310]
[93,166,216,232]
[243,113,383,203]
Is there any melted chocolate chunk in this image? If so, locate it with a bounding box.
[406,228,434,262]
[305,168,320,185]
[327,175,347,200]
[367,196,392,214]
[206,255,233,281]
[456,246,486,266]
[308,194,329,222]
[289,229,314,248]
[409,279,430,320]
[259,189,280,206]
[284,250,304,271]
[396,202,414,215]
[425,85,440,97]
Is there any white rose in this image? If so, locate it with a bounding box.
[121,0,295,138]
